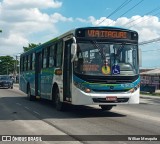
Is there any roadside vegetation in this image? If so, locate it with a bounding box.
[140,92,160,97]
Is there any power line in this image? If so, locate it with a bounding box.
[106,0,133,18]
[97,0,132,26]
[140,39,160,52]
[119,0,144,17]
[139,37,160,45]
[128,11,160,28]
[142,49,160,52]
[107,0,144,26]
[122,6,160,27]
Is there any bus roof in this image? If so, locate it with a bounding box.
[21,26,137,56]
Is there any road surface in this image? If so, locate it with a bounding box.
[0,86,159,144]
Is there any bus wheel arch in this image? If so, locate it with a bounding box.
[52,83,58,104]
[27,83,35,101]
[52,83,64,111]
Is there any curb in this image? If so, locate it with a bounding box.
[13,83,19,88]
[140,95,160,99]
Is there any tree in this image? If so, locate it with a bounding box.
[0,56,16,75]
[23,43,41,52]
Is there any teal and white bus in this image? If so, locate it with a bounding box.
[20,26,140,111]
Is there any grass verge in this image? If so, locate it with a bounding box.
[140,92,160,97]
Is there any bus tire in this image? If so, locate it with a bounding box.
[55,88,64,111]
[27,85,35,101]
[99,105,114,111]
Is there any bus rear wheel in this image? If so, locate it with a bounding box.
[99,105,114,111]
[55,88,64,111]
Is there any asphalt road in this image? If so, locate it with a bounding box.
[0,86,160,144]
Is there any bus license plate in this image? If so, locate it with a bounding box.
[106,96,117,101]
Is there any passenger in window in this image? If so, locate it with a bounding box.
[91,52,102,64]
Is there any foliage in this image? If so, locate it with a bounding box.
[23,43,41,52]
[0,55,16,75]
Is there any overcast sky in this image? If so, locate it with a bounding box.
[0,0,160,68]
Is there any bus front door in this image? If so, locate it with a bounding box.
[35,52,42,97]
[63,39,72,102]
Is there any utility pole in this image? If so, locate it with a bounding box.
[7,63,9,75]
[14,54,20,83]
[15,55,17,75]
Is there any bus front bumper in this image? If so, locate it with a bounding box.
[71,85,140,105]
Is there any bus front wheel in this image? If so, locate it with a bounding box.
[99,105,114,111]
[55,88,64,111]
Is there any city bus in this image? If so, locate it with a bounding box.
[19,26,140,111]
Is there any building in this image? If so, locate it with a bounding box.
[140,68,160,90]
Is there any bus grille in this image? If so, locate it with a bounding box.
[92,98,129,103]
[92,89,129,93]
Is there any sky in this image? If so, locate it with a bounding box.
[0,0,160,68]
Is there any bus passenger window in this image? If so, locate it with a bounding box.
[24,56,28,71]
[28,55,31,70]
[49,45,55,67]
[43,48,47,68]
[32,53,35,70]
[56,41,63,67]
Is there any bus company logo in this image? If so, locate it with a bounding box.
[2,136,11,141]
[110,86,114,90]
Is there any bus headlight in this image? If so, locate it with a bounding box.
[129,88,135,93]
[129,83,140,93]
[74,82,91,93]
[79,85,91,93]
[85,88,91,93]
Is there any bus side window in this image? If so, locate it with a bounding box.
[32,53,35,70]
[49,45,55,67]
[56,41,63,67]
[26,55,28,71]
[30,54,32,70]
[38,52,42,73]
[28,54,31,70]
[24,56,28,71]
[42,48,48,68]
[20,57,24,72]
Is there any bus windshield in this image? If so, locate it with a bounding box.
[74,41,138,76]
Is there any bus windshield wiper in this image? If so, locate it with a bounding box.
[92,41,106,62]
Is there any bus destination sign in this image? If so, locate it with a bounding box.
[86,29,129,39]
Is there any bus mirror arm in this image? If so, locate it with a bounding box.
[71,37,77,62]
[139,48,142,67]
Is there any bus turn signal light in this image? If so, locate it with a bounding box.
[129,88,135,93]
[85,88,91,93]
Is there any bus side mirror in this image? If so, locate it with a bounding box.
[71,43,77,62]
[139,48,142,67]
